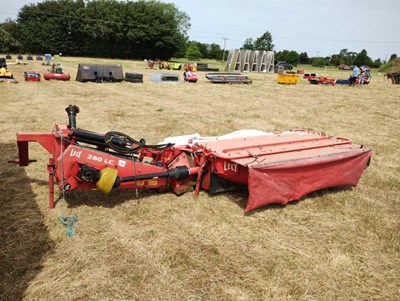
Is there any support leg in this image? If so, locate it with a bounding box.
[47,161,55,208]
[194,157,206,196]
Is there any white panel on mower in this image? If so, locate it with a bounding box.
[158,130,276,146]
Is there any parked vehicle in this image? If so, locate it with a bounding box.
[275,61,293,70]
[338,64,351,70]
[183,71,198,83]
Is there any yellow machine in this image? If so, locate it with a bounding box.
[157,60,171,70]
[0,58,18,83]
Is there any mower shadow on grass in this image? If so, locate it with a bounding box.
[222,188,249,209]
[0,143,54,300]
[222,188,302,213]
[223,185,353,215]
[246,186,354,215]
[63,183,353,212]
[64,188,158,208]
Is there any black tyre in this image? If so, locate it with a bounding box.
[125,72,143,79]
[124,78,143,83]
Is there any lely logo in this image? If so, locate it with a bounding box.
[223,161,238,173]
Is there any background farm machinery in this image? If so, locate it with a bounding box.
[0,57,18,83]
[44,63,71,81]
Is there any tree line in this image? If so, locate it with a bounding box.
[242,31,396,68]
[0,0,191,59]
[0,0,228,60]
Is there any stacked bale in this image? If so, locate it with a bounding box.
[125,72,143,83]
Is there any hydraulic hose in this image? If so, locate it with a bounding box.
[104,131,174,154]
[65,105,173,154]
[104,131,145,154]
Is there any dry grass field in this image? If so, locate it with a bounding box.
[1,56,399,300]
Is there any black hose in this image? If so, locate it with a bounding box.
[71,128,174,154]
[65,105,173,153]
[103,131,174,154]
[104,131,146,154]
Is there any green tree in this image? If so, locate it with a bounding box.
[16,0,190,59]
[17,0,89,54]
[346,51,358,65]
[207,43,223,60]
[299,52,310,64]
[187,42,223,59]
[372,58,382,68]
[338,48,349,64]
[285,51,300,66]
[195,42,224,60]
[275,50,289,62]
[311,57,327,67]
[242,38,255,50]
[337,48,357,65]
[254,31,274,51]
[0,20,21,52]
[185,42,202,60]
[195,42,208,58]
[329,54,341,66]
[275,50,300,66]
[389,53,397,62]
[353,49,373,66]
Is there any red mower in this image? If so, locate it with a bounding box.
[12,105,372,212]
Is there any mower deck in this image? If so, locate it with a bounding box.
[194,130,371,211]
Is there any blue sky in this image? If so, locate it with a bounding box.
[1,0,399,60]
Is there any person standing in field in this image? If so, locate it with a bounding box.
[359,66,367,84]
[349,65,360,86]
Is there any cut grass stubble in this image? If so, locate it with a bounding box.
[0,56,399,300]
